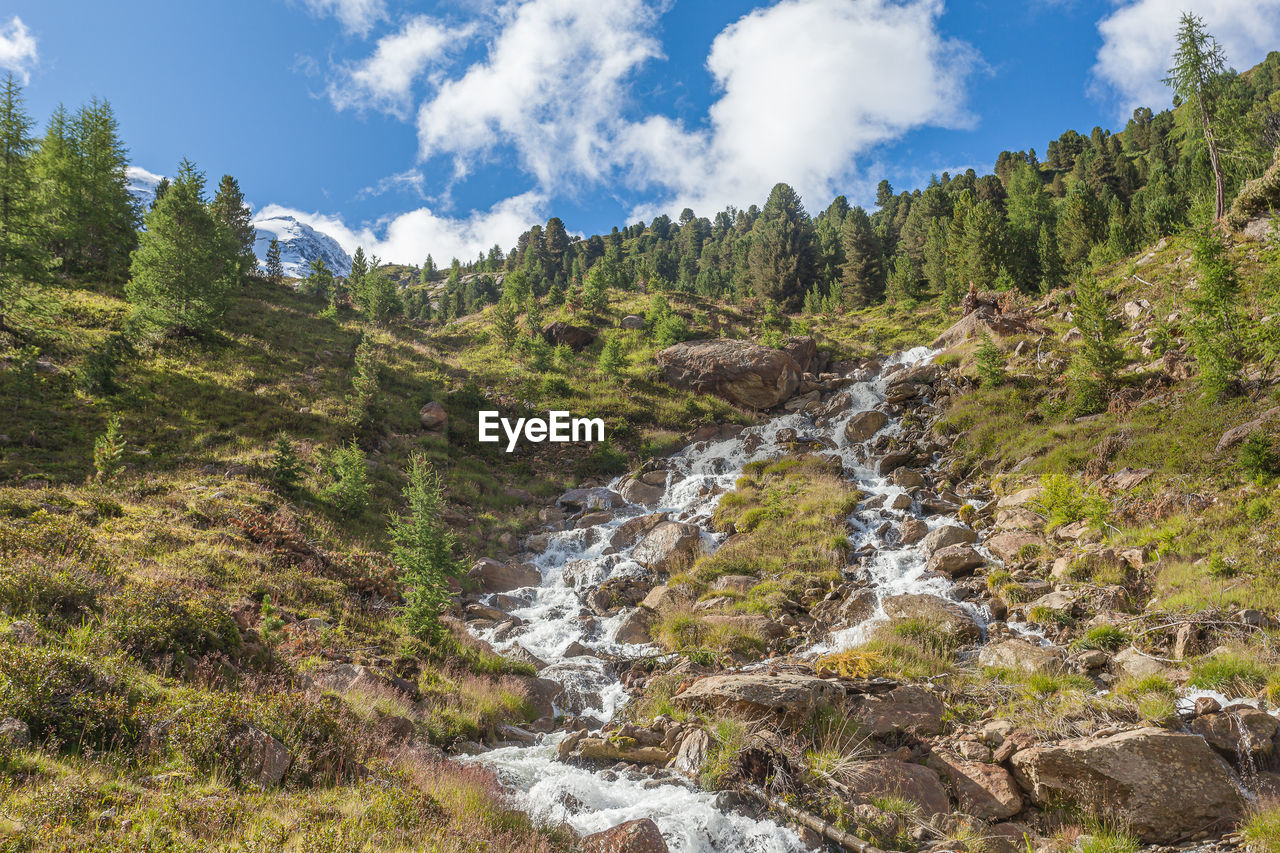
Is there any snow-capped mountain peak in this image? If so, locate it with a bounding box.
[252,213,352,280]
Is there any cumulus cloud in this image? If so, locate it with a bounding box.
[1093,0,1280,117]
[255,191,548,265]
[415,0,664,187]
[0,17,38,82]
[329,15,468,117]
[621,0,976,216]
[303,0,386,36]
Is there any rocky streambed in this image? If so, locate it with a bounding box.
[452,339,1275,853]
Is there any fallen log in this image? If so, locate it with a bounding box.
[740,783,885,853]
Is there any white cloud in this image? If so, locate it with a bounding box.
[621,0,975,217]
[1093,0,1280,118]
[415,0,665,187]
[330,15,467,117]
[303,0,386,36]
[0,17,37,83]
[255,190,547,265]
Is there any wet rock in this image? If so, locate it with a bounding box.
[609,513,669,550]
[655,339,802,409]
[850,685,946,736]
[892,468,926,488]
[632,522,704,573]
[582,818,669,853]
[882,594,981,643]
[558,487,624,512]
[542,321,596,351]
[469,558,542,593]
[418,401,448,432]
[618,477,665,507]
[846,758,950,818]
[673,673,842,722]
[1189,707,1279,759]
[1010,727,1244,843]
[506,644,547,671]
[810,588,877,629]
[575,737,670,766]
[898,518,929,545]
[671,728,710,776]
[921,525,978,556]
[845,410,889,443]
[229,725,292,787]
[877,452,914,476]
[978,638,1065,675]
[928,750,1023,820]
[613,608,655,644]
[926,544,986,577]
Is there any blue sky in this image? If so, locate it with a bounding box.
[5,0,1280,264]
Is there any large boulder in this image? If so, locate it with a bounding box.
[655,340,802,409]
[921,525,978,556]
[631,522,703,573]
[610,513,669,550]
[928,751,1023,821]
[926,544,986,576]
[673,673,842,722]
[618,477,665,507]
[978,638,1064,675]
[229,725,292,787]
[613,607,655,644]
[882,594,981,643]
[583,818,669,853]
[845,410,889,443]
[469,558,542,592]
[810,588,877,629]
[781,336,817,373]
[850,685,946,736]
[418,401,448,432]
[1010,728,1244,843]
[542,321,596,351]
[846,758,950,818]
[932,302,1039,351]
[985,532,1049,564]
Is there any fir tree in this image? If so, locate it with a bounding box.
[269,432,303,492]
[390,454,461,641]
[210,174,256,281]
[525,295,544,338]
[265,238,284,286]
[322,441,370,517]
[840,206,884,306]
[1069,275,1125,413]
[93,413,126,483]
[304,257,333,301]
[748,182,818,310]
[126,158,236,334]
[598,333,625,376]
[1188,232,1246,397]
[975,333,1007,386]
[493,300,519,349]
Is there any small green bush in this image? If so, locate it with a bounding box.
[0,644,145,748]
[105,581,241,659]
[322,441,371,517]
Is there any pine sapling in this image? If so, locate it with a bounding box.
[93,413,126,483]
[269,432,303,492]
[975,333,1007,386]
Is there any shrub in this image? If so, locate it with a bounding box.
[0,556,106,621]
[1074,624,1128,652]
[104,581,240,660]
[0,644,145,748]
[1240,433,1280,481]
[1038,473,1109,529]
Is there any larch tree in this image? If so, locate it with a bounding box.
[265,237,284,286]
[0,73,50,331]
[1165,12,1229,221]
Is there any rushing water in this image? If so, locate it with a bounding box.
[460,346,988,851]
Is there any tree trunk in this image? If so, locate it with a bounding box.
[1202,111,1226,222]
